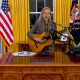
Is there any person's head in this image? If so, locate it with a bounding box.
[41,7,51,22]
[37,7,51,22]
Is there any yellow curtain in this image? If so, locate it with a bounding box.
[54,0,72,31]
[7,0,30,52]
[78,0,80,8]
[54,0,73,63]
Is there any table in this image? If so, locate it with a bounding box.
[12,56,30,64]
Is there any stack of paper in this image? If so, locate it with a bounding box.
[12,51,36,56]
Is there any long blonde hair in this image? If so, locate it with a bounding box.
[37,7,52,22]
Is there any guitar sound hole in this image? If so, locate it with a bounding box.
[43,36,51,40]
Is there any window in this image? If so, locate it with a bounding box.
[29,0,54,28]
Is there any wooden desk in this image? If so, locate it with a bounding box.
[12,55,54,64]
[54,42,71,63]
[12,56,30,64]
[55,41,68,52]
[1,64,80,80]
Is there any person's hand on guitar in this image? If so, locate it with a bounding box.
[34,37,46,43]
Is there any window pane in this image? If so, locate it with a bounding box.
[46,0,53,12]
[29,0,36,12]
[37,0,44,12]
[30,14,40,28]
[30,14,36,25]
[30,14,40,25]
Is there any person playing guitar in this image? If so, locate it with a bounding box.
[27,7,56,56]
[27,7,77,55]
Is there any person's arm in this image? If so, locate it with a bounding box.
[27,22,38,40]
[27,22,46,43]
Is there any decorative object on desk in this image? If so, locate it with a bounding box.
[12,51,36,56]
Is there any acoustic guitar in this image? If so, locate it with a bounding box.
[28,28,69,53]
[28,32,53,53]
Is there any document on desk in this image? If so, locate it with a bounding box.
[12,51,36,56]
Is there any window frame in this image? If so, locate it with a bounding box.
[29,0,54,27]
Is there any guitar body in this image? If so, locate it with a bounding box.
[28,32,53,53]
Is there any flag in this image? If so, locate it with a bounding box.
[70,0,78,13]
[70,0,78,25]
[0,0,14,46]
[70,0,78,18]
